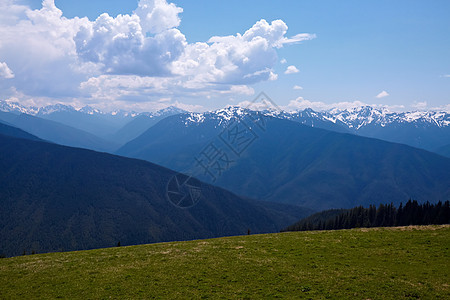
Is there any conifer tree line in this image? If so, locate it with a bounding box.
[283,200,450,232]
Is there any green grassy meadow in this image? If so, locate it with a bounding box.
[1,225,449,299]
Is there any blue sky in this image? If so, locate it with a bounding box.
[0,0,449,112]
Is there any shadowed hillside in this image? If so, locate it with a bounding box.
[0,132,311,257]
[117,114,450,210]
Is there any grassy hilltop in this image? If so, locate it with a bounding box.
[1,225,449,299]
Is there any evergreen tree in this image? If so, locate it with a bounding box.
[284,200,450,232]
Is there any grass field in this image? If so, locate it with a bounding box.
[1,225,449,299]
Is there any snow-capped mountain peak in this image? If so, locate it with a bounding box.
[184,106,257,126]
[79,106,102,115]
[1,99,449,129]
[176,104,450,132]
[38,104,76,115]
[0,100,38,115]
[153,106,187,117]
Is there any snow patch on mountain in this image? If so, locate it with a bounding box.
[178,104,450,131]
[0,101,187,120]
[1,99,449,129]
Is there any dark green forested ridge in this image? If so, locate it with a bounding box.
[283,200,450,232]
[0,133,311,257]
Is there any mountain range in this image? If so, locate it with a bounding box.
[0,120,41,141]
[2,100,448,156]
[0,101,188,151]
[117,108,450,211]
[173,105,450,155]
[0,111,117,152]
[0,124,311,257]
[0,100,186,142]
[111,106,187,144]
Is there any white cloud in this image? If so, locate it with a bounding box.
[170,100,203,112]
[75,12,186,76]
[432,104,450,113]
[0,0,92,97]
[285,97,336,111]
[293,85,303,90]
[269,71,278,81]
[84,98,203,112]
[173,19,301,86]
[0,0,314,109]
[241,19,311,49]
[280,58,287,64]
[134,0,183,34]
[227,85,255,95]
[239,19,315,49]
[284,65,299,74]
[443,74,450,78]
[0,1,33,26]
[79,74,255,103]
[235,99,280,111]
[411,101,427,110]
[376,90,389,98]
[0,62,14,79]
[280,33,316,46]
[157,97,171,103]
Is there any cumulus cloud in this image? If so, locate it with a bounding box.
[280,58,287,64]
[0,0,314,109]
[411,101,427,110]
[376,90,389,98]
[293,85,303,90]
[284,65,299,74]
[172,19,304,86]
[242,19,288,48]
[0,1,29,25]
[135,0,183,34]
[0,62,14,79]
[241,20,315,49]
[75,12,186,76]
[0,0,92,97]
